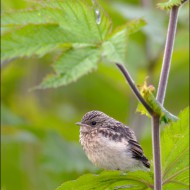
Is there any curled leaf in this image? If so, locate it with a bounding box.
[136,78,178,123]
[157,0,183,10]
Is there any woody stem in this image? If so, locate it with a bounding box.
[115,63,154,116]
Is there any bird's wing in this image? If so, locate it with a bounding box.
[128,139,144,157]
[98,123,150,168]
[108,122,137,141]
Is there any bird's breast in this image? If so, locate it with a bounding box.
[79,131,138,170]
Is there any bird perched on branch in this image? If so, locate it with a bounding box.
[76,110,150,171]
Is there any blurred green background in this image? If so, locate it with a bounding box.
[1,0,189,190]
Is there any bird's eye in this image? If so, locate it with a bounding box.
[91,121,96,126]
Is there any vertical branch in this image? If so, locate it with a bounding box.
[152,115,162,190]
[156,6,179,105]
[153,5,181,190]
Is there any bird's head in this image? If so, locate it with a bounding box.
[76,110,111,132]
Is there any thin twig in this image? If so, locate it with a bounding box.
[156,6,179,105]
[115,63,155,116]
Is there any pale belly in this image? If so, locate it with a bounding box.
[81,134,142,171]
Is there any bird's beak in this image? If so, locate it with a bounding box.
[75,122,82,126]
[75,122,90,128]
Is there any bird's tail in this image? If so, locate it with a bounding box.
[141,155,150,169]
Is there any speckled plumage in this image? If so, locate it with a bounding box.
[76,110,150,171]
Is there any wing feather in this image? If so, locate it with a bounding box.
[97,123,150,169]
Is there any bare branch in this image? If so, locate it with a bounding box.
[156,6,179,105]
[115,63,155,116]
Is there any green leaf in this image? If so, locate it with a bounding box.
[136,80,178,123]
[157,0,183,10]
[161,107,189,189]
[37,47,101,88]
[101,26,128,64]
[1,7,64,26]
[56,170,153,190]
[126,19,147,35]
[38,18,145,88]
[102,19,146,64]
[1,24,70,61]
[37,0,112,43]
[1,0,146,89]
[1,0,112,61]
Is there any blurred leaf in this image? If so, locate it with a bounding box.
[102,19,146,64]
[163,30,189,113]
[161,107,189,188]
[157,0,183,10]
[126,19,146,35]
[56,170,153,190]
[1,104,24,125]
[41,132,96,173]
[1,126,96,190]
[1,0,29,11]
[111,1,175,77]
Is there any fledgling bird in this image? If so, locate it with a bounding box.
[76,110,150,171]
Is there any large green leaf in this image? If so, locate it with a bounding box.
[2,0,112,44]
[161,107,189,189]
[1,0,145,88]
[1,0,111,62]
[56,171,153,190]
[101,19,146,64]
[40,0,112,42]
[38,19,145,89]
[2,7,63,26]
[101,26,128,65]
[1,24,69,60]
[38,47,101,89]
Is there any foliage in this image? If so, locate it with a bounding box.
[161,107,189,188]
[157,0,183,10]
[1,0,145,89]
[56,171,154,190]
